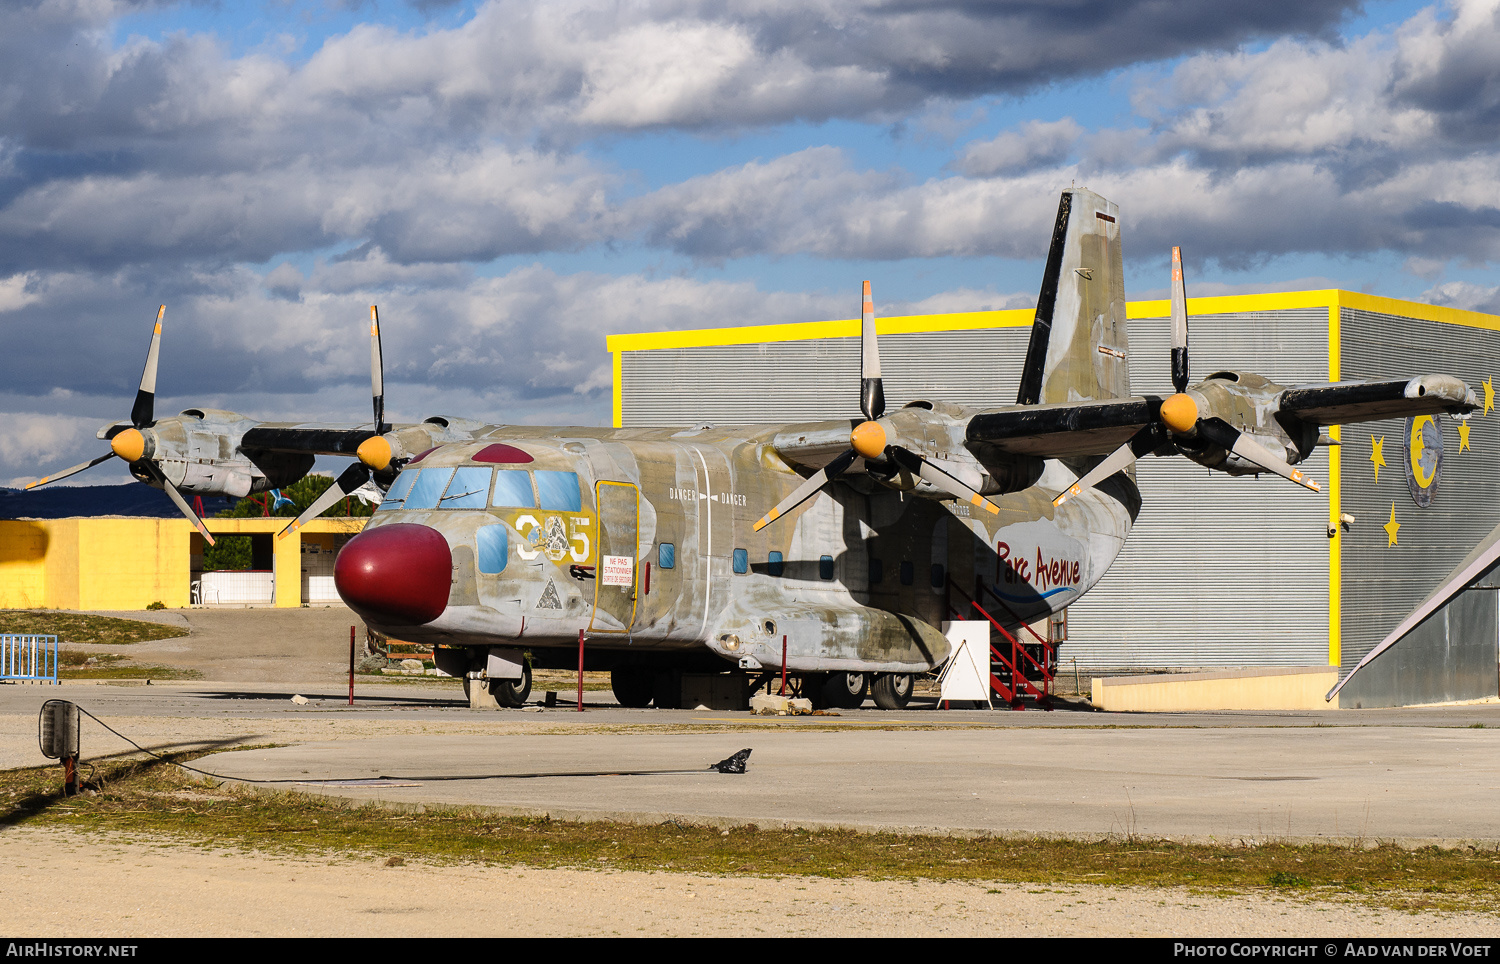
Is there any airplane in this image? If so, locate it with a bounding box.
[28,188,1480,711]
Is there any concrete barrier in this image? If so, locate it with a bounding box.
[1091,665,1338,712]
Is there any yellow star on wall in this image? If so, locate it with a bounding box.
[1459,420,1472,452]
[1369,435,1386,482]
[1384,503,1400,547]
[1485,378,1495,415]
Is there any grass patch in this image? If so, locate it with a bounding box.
[4,754,1500,914]
[0,611,188,646]
[51,649,202,681]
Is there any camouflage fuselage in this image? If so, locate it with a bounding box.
[354,419,1140,675]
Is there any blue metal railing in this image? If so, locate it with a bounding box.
[1,634,59,682]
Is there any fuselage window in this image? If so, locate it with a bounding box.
[930,563,945,588]
[900,561,914,586]
[536,471,583,511]
[379,470,417,510]
[491,469,537,508]
[658,543,676,569]
[768,551,783,577]
[733,548,748,574]
[403,467,454,510]
[476,525,508,575]
[440,467,492,509]
[869,558,883,584]
[819,555,834,580]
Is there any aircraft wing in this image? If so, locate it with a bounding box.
[964,398,1155,458]
[239,423,380,457]
[1277,375,1474,425]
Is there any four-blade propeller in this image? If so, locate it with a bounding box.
[26,307,217,546]
[1053,246,1321,508]
[278,306,398,540]
[753,282,1001,532]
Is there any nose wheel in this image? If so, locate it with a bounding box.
[463,663,532,709]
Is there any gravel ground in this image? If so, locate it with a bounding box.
[6,608,1500,937]
[3,826,1497,938]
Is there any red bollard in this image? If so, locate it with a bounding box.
[348,625,355,706]
[576,628,586,712]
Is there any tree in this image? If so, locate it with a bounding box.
[201,475,374,570]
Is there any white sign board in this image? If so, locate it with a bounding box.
[601,555,634,586]
[939,620,991,702]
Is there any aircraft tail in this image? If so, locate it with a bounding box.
[1015,189,1129,406]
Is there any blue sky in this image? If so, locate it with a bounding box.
[4,0,1500,486]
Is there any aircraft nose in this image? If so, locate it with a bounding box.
[334,523,451,625]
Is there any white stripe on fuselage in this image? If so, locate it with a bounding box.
[691,446,713,638]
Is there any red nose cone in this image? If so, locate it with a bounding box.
[334,523,451,625]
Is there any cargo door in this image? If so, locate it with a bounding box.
[590,481,640,634]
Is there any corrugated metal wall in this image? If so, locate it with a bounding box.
[1337,308,1500,706]
[618,307,1332,670]
[1067,308,1331,669]
[619,329,1029,426]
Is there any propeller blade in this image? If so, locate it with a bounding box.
[890,447,1001,515]
[132,305,165,429]
[141,462,216,546]
[1198,418,1320,492]
[753,449,857,532]
[1170,247,1189,394]
[370,305,386,434]
[25,452,115,490]
[860,280,884,421]
[1053,423,1169,507]
[278,463,370,540]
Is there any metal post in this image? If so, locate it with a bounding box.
[577,629,586,712]
[348,625,356,706]
[780,635,788,696]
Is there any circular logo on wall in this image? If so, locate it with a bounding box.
[1403,414,1443,508]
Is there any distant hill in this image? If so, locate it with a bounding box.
[0,484,236,520]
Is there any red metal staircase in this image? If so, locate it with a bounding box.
[945,577,1057,710]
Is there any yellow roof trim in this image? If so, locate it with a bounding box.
[1334,290,1500,332]
[606,308,1035,353]
[1128,289,1340,319]
[610,289,1500,352]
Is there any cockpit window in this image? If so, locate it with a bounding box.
[379,470,417,510]
[439,467,491,509]
[403,467,454,510]
[491,469,538,509]
[535,471,583,511]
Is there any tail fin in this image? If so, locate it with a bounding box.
[1015,188,1129,405]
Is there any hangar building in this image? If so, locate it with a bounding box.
[609,289,1500,708]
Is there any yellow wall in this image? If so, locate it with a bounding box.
[0,516,367,611]
[1092,667,1339,712]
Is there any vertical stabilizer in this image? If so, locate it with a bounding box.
[1015,189,1128,406]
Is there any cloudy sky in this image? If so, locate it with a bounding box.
[4,0,1500,487]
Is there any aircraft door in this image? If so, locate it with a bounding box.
[590,480,640,634]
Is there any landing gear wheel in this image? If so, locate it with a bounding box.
[611,667,655,708]
[464,663,532,709]
[871,673,912,710]
[817,672,867,710]
[489,662,532,708]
